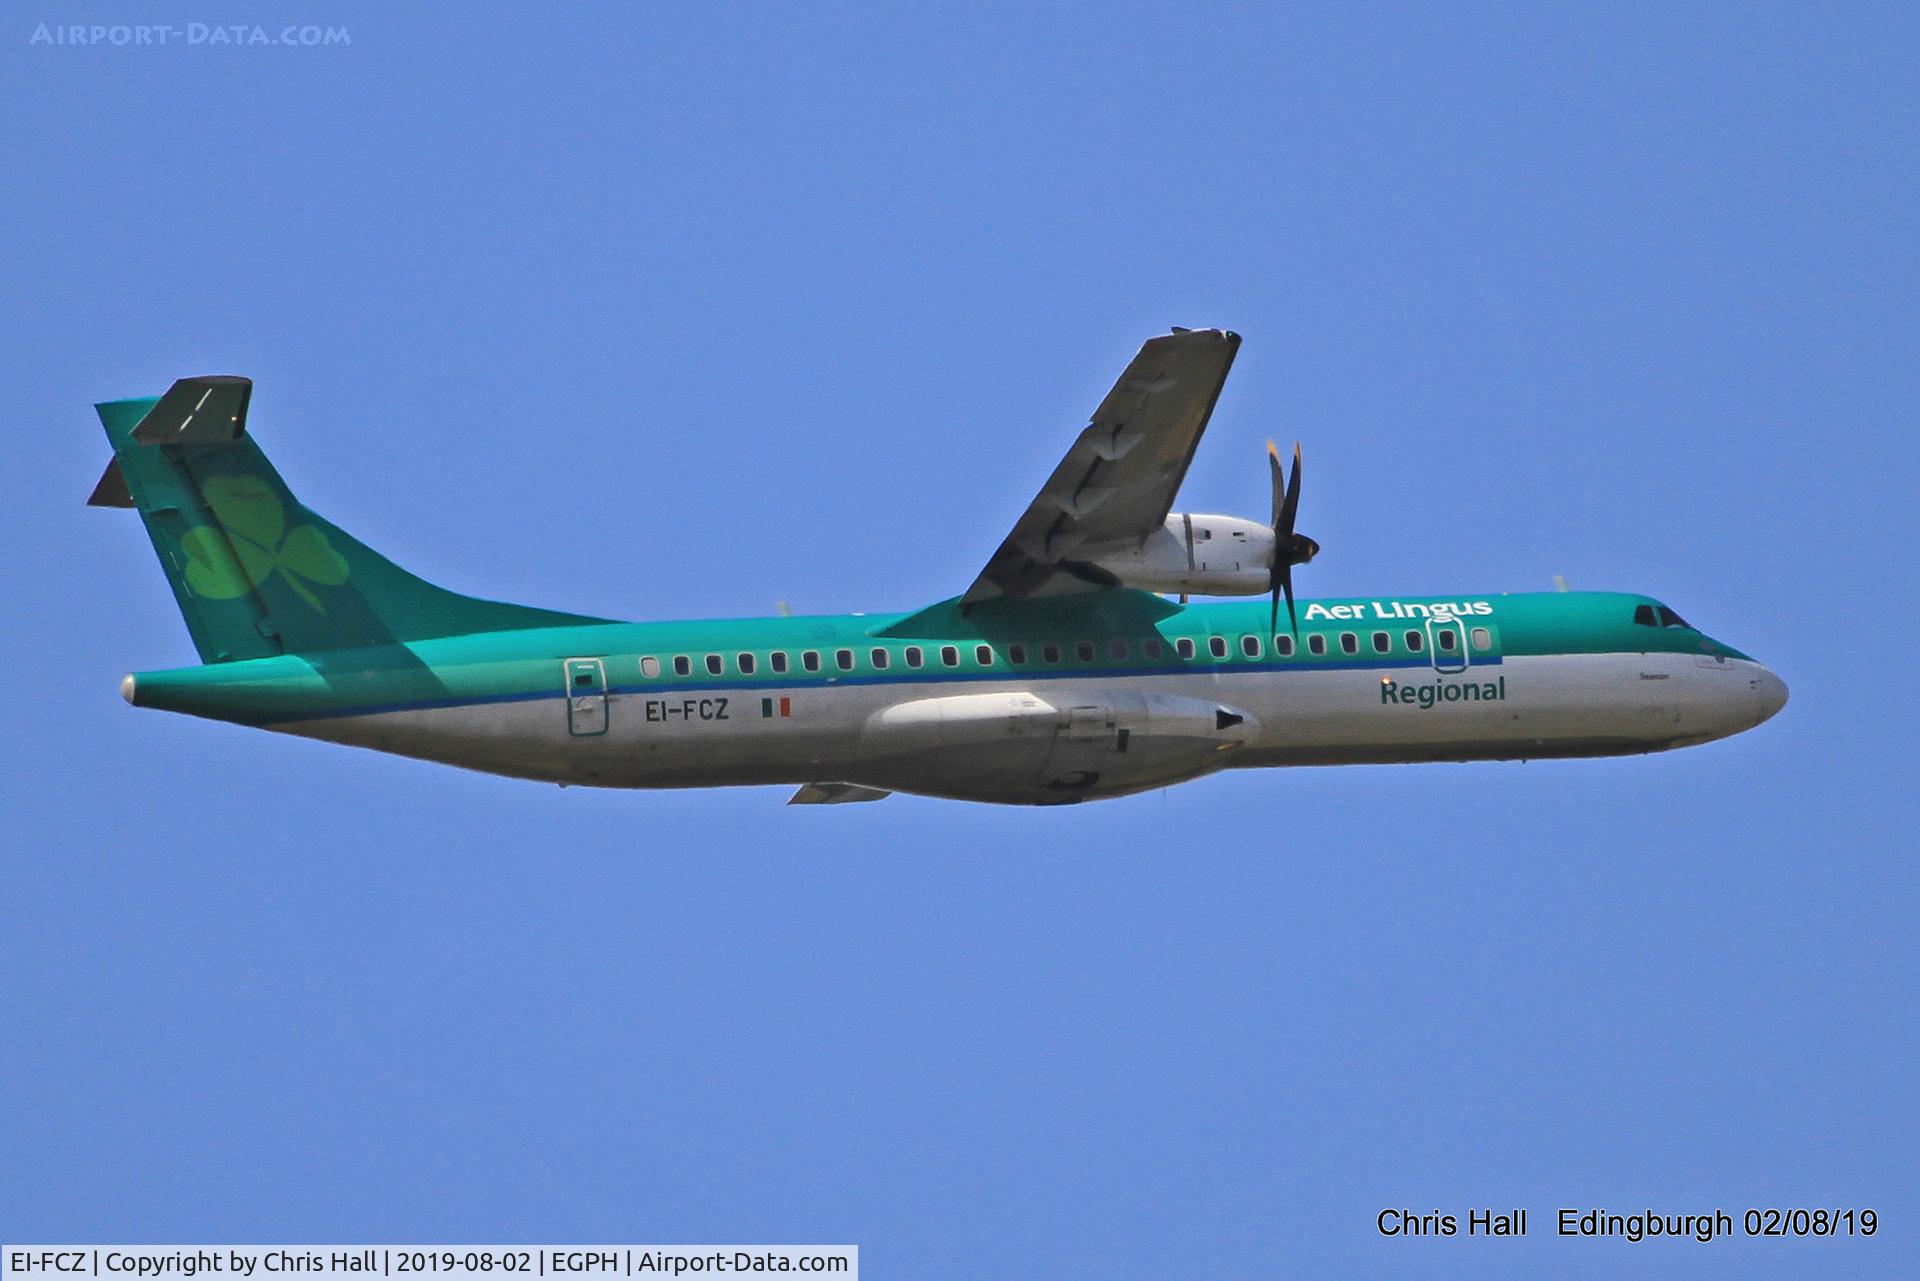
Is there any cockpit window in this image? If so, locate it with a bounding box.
[1633,604,1658,627]
[1657,605,1690,629]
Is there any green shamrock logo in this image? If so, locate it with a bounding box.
[180,474,349,612]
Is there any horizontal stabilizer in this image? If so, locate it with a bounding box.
[132,375,252,445]
[788,782,892,805]
[86,457,133,507]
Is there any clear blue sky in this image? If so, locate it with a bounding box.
[3,4,1914,1276]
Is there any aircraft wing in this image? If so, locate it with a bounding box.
[961,328,1241,607]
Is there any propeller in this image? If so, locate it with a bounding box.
[1267,440,1320,635]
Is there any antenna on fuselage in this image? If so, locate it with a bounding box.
[1552,575,1570,592]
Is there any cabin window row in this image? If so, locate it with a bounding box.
[643,645,1001,679]
[1175,627,1486,659]
[631,627,1492,680]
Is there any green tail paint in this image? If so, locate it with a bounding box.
[95,393,606,663]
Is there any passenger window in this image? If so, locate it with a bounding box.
[1241,635,1261,658]
[1634,604,1658,627]
[1076,641,1095,662]
[673,655,691,676]
[1009,644,1027,664]
[1372,631,1390,654]
[640,656,661,678]
[1437,629,1457,652]
[976,644,993,665]
[941,645,959,667]
[1340,633,1358,655]
[1405,631,1423,653]
[1274,634,1294,657]
[870,648,889,669]
[737,653,756,675]
[574,671,595,687]
[802,650,820,673]
[1471,627,1492,651]
[1308,634,1327,656]
[1110,639,1129,661]
[769,652,788,674]
[1142,638,1162,660]
[836,649,854,671]
[1043,643,1061,663]
[1176,637,1196,659]
[1208,636,1228,659]
[706,654,724,675]
[905,646,923,668]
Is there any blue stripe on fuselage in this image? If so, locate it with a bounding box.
[263,654,1504,725]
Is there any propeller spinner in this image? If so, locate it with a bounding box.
[1267,440,1319,635]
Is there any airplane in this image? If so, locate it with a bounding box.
[88,328,1786,806]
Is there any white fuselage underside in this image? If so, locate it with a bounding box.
[274,652,1779,804]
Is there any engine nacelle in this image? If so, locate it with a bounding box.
[855,690,1257,804]
[1080,513,1273,596]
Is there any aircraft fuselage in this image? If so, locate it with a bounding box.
[122,590,1787,805]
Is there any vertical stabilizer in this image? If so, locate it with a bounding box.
[92,379,606,662]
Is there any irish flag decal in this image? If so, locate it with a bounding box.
[760,697,792,719]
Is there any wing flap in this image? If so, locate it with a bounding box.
[788,782,892,805]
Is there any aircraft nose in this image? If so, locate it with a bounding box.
[1752,667,1788,724]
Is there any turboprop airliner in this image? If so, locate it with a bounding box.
[89,329,1785,805]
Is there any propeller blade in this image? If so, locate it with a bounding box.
[1267,440,1286,531]
[1278,442,1303,537]
[1269,564,1300,636]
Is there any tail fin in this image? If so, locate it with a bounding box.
[91,377,607,662]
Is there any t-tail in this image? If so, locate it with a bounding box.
[89,376,606,662]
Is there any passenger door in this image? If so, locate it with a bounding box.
[563,657,609,736]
